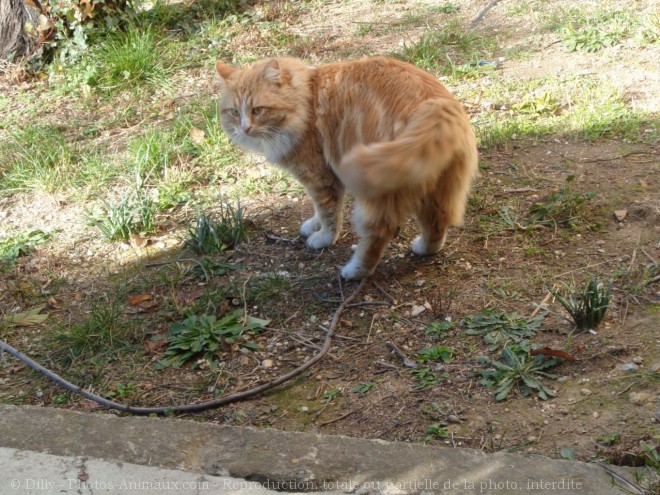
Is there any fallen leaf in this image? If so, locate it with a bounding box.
[189,126,206,145]
[139,300,158,310]
[7,306,48,326]
[129,294,152,306]
[144,338,166,355]
[530,347,576,361]
[179,287,206,305]
[130,233,149,248]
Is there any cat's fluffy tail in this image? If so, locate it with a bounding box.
[337,97,478,202]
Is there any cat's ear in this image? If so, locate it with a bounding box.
[263,59,282,85]
[215,61,236,82]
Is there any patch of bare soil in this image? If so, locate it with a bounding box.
[1,0,659,485]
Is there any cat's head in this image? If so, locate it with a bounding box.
[215,58,311,161]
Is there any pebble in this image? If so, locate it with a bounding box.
[261,359,274,369]
[614,209,628,222]
[632,356,644,364]
[650,362,660,373]
[593,412,600,419]
[620,363,639,372]
[447,415,461,424]
[411,305,426,317]
[580,389,592,396]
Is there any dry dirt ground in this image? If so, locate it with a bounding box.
[1,0,659,482]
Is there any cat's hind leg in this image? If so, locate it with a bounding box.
[412,193,449,256]
[341,201,398,280]
[412,162,473,256]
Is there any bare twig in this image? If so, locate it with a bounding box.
[318,408,358,427]
[0,278,367,415]
[469,0,504,29]
[386,341,418,368]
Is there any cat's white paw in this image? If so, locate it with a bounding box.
[300,216,322,237]
[411,235,441,256]
[341,257,369,280]
[306,229,335,249]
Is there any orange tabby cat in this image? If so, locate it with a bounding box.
[215,56,478,280]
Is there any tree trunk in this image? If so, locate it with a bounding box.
[0,0,31,61]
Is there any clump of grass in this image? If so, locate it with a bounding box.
[185,202,249,254]
[0,125,73,193]
[86,28,179,92]
[559,10,637,52]
[398,19,494,75]
[0,125,117,195]
[53,300,131,363]
[552,278,611,331]
[527,176,596,229]
[87,195,157,241]
[0,229,53,267]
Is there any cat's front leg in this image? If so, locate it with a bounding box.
[301,184,345,249]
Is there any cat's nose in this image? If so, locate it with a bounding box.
[241,124,253,135]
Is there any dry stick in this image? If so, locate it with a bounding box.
[469,0,504,29]
[640,247,657,265]
[530,288,555,318]
[0,278,367,415]
[318,408,358,427]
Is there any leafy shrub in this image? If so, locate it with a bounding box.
[156,310,269,368]
[40,0,141,63]
[477,345,562,400]
[463,309,546,351]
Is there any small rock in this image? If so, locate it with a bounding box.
[629,392,652,405]
[632,356,644,364]
[261,359,274,369]
[593,412,600,419]
[613,209,628,222]
[559,408,569,416]
[447,415,461,424]
[411,305,426,317]
[650,362,660,373]
[580,389,593,396]
[620,363,639,372]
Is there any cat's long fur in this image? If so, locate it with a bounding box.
[215,56,478,279]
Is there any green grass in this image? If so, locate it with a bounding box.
[81,28,181,92]
[398,19,495,75]
[52,299,134,364]
[0,229,53,268]
[558,9,638,52]
[184,202,249,254]
[0,125,117,195]
[473,76,653,149]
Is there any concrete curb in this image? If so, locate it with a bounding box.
[0,405,641,494]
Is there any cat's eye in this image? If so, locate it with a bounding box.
[229,108,240,117]
[252,106,264,116]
